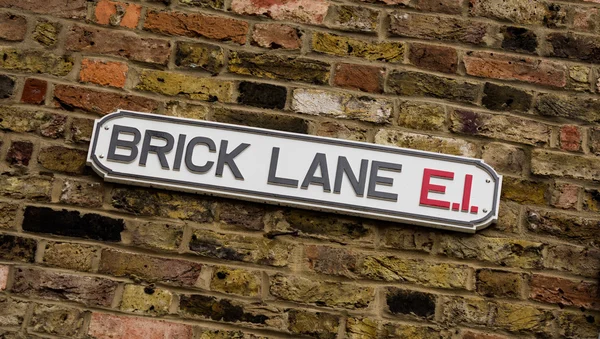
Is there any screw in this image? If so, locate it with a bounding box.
[486,179,491,183]
[99,154,104,159]
[483,208,488,213]
[104,126,109,130]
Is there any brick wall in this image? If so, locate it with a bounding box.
[0,0,598,338]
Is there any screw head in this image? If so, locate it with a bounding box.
[99,154,104,159]
[486,179,491,183]
[483,208,488,213]
[104,126,109,130]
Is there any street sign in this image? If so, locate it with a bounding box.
[88,110,502,233]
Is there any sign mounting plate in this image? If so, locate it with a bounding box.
[88,110,502,233]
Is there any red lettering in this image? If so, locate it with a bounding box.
[461,174,473,212]
[420,168,454,209]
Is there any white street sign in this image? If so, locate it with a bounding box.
[87,110,502,233]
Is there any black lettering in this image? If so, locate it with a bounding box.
[173,134,187,171]
[185,137,216,173]
[367,161,402,202]
[216,140,250,180]
[139,130,175,169]
[267,147,299,187]
[107,125,141,163]
[301,153,331,192]
[334,156,368,196]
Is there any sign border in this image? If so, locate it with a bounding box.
[87,110,502,233]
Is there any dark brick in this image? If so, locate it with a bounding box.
[482,83,532,112]
[212,107,309,134]
[218,201,266,231]
[6,141,33,167]
[0,75,14,99]
[279,209,371,243]
[535,93,600,123]
[408,43,458,74]
[0,235,36,263]
[237,82,286,110]
[179,295,271,324]
[386,288,436,318]
[501,26,538,53]
[21,79,47,105]
[22,206,124,242]
[175,42,224,74]
[546,32,600,64]
[387,71,480,104]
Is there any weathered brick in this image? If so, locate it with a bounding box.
[292,89,392,123]
[545,32,600,64]
[414,0,463,13]
[385,288,436,318]
[270,274,373,309]
[567,65,591,92]
[531,149,600,181]
[66,25,171,65]
[0,0,86,19]
[0,13,26,41]
[13,267,118,307]
[144,10,248,44]
[500,177,548,205]
[94,0,141,29]
[549,183,579,210]
[306,245,471,289]
[346,317,378,338]
[38,146,87,174]
[179,0,223,9]
[438,235,544,268]
[0,235,36,263]
[120,284,173,316]
[79,59,128,88]
[380,323,442,339]
[0,266,8,290]
[535,93,600,123]
[213,107,309,134]
[238,82,286,110]
[175,42,225,74]
[469,0,567,28]
[228,52,330,84]
[501,26,538,53]
[33,21,60,47]
[211,266,261,297]
[389,11,492,45]
[288,310,340,339]
[375,129,478,157]
[481,83,533,112]
[54,85,160,116]
[463,51,567,87]
[591,127,600,154]
[526,208,600,248]
[387,71,481,104]
[60,179,103,208]
[312,32,404,63]
[136,70,233,102]
[112,187,214,222]
[584,188,600,212]
[6,141,33,167]
[193,328,264,339]
[476,269,524,298]
[409,43,458,73]
[530,275,598,310]
[545,245,600,278]
[494,302,554,333]
[0,106,65,138]
[43,242,97,272]
[328,5,378,32]
[189,229,293,267]
[310,121,368,141]
[124,221,183,251]
[462,331,510,339]
[99,249,202,286]
[231,0,328,24]
[179,294,284,326]
[333,63,383,93]
[559,125,582,151]
[495,201,521,233]
[0,202,18,229]
[557,312,600,339]
[0,49,73,76]
[482,143,526,175]
[440,296,493,326]
[360,0,409,4]
[165,102,209,120]
[451,109,550,146]
[30,304,85,336]
[573,6,600,33]
[23,206,124,241]
[0,74,14,99]
[21,78,47,105]
[88,313,193,339]
[0,175,53,201]
[0,296,28,326]
[70,117,94,144]
[251,23,302,49]
[381,226,435,253]
[218,201,265,232]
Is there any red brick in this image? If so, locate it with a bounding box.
[409,43,458,73]
[550,183,580,210]
[530,275,599,311]
[559,125,582,152]
[0,0,87,19]
[94,0,141,29]
[66,25,171,65]
[0,265,7,290]
[144,10,248,44]
[53,84,160,116]
[231,0,329,24]
[21,79,47,105]
[88,313,193,339]
[79,59,128,88]
[0,13,26,41]
[6,141,33,167]
[252,23,302,49]
[333,63,384,93]
[463,51,567,87]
